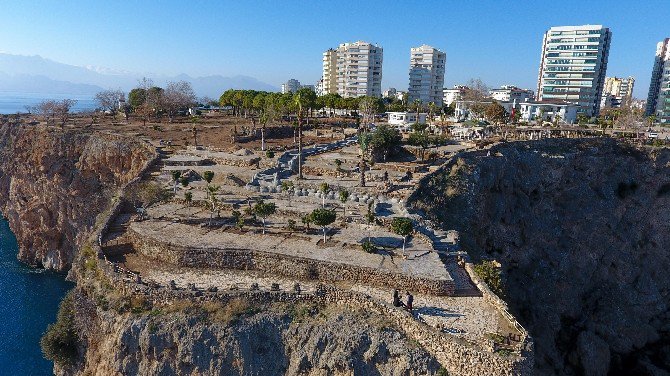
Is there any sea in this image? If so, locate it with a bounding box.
[0,215,73,375]
[0,92,97,115]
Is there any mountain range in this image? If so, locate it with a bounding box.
[0,53,279,98]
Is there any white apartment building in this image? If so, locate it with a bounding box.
[490,85,534,103]
[600,76,635,108]
[443,85,468,106]
[537,25,612,117]
[408,45,446,106]
[327,41,383,98]
[321,49,338,95]
[281,79,302,94]
[645,38,670,123]
[519,100,578,124]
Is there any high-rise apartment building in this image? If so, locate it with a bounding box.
[601,76,635,108]
[537,25,612,117]
[645,38,670,123]
[407,45,446,105]
[281,79,302,94]
[321,49,338,95]
[320,41,383,98]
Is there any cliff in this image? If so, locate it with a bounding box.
[409,139,670,375]
[62,288,442,376]
[0,124,155,270]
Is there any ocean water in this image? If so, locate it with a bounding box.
[0,216,73,375]
[0,92,97,115]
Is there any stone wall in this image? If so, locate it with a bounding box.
[98,260,532,376]
[126,227,455,296]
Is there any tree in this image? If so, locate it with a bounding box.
[294,88,315,179]
[37,100,57,125]
[95,89,125,118]
[359,96,381,128]
[338,189,350,217]
[408,132,437,161]
[370,124,402,162]
[171,170,182,194]
[253,200,277,234]
[281,180,294,207]
[207,185,221,226]
[203,171,214,185]
[485,102,507,124]
[55,99,77,128]
[163,81,196,122]
[319,182,330,207]
[310,208,336,243]
[358,131,372,187]
[390,217,414,257]
[184,191,193,206]
[412,99,423,126]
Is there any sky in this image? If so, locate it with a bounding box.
[0,0,667,98]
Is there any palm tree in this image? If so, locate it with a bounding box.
[294,92,305,179]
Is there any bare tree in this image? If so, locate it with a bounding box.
[95,89,125,118]
[163,81,196,122]
[37,100,57,125]
[54,99,78,128]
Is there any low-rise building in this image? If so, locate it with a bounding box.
[490,85,534,103]
[600,76,635,108]
[387,111,427,131]
[383,88,397,98]
[454,100,514,121]
[443,85,468,106]
[519,100,578,124]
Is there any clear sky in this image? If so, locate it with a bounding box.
[0,0,667,97]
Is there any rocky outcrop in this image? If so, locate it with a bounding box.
[63,288,442,376]
[0,124,154,270]
[409,139,670,375]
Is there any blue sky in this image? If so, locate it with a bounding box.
[0,0,667,97]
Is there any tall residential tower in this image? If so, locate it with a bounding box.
[645,38,670,123]
[536,25,612,117]
[320,41,383,98]
[407,45,446,106]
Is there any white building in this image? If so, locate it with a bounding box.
[519,100,578,124]
[281,79,302,94]
[537,25,612,117]
[321,41,383,98]
[383,88,397,98]
[490,85,534,103]
[387,111,427,131]
[443,85,468,107]
[645,38,670,123]
[408,45,446,106]
[321,49,338,95]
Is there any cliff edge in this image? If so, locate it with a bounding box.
[409,139,670,375]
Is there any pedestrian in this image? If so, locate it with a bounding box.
[405,291,413,313]
[392,289,404,307]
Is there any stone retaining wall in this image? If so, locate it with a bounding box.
[98,260,532,376]
[126,227,455,296]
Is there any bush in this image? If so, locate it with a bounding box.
[41,291,78,365]
[265,150,275,158]
[361,240,376,253]
[474,260,505,297]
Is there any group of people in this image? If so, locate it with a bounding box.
[392,289,413,313]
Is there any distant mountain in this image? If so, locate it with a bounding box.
[0,53,279,97]
[0,72,104,95]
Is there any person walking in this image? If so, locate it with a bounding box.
[405,292,413,314]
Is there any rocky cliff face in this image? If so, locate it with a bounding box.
[62,289,441,376]
[0,124,154,270]
[410,139,670,375]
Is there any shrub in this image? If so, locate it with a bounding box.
[265,150,275,158]
[287,219,296,231]
[361,240,376,253]
[41,291,78,365]
[474,260,505,297]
